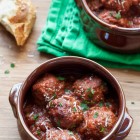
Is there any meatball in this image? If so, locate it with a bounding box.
[73,75,108,105]
[47,95,83,129]
[77,107,117,139]
[24,104,47,126]
[24,104,53,139]
[32,74,65,105]
[101,0,133,13]
[41,129,81,140]
[24,104,52,128]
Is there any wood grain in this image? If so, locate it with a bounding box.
[0,0,140,140]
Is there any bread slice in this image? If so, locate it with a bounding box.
[0,0,36,46]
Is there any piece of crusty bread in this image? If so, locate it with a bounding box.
[0,0,36,46]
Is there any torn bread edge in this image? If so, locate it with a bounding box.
[0,0,36,46]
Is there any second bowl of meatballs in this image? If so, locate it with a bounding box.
[76,0,140,53]
[9,56,133,140]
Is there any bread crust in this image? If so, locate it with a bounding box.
[0,0,36,46]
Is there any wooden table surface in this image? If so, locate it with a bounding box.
[0,0,140,140]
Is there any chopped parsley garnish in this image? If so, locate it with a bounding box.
[86,88,94,94]
[91,89,94,94]
[56,119,61,127]
[98,102,103,107]
[36,130,41,135]
[59,103,63,107]
[65,89,71,94]
[110,11,121,20]
[57,76,65,81]
[94,112,99,118]
[53,93,57,98]
[33,114,39,121]
[88,92,94,99]
[10,63,15,68]
[86,88,90,92]
[68,131,74,135]
[115,11,121,20]
[87,88,94,99]
[80,103,89,111]
[82,100,91,104]
[100,127,105,133]
[105,102,111,108]
[4,70,10,74]
[73,107,77,112]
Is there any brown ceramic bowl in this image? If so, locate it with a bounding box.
[9,56,133,140]
[76,0,140,53]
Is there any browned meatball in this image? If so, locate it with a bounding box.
[47,95,84,129]
[101,0,133,13]
[77,107,117,139]
[24,104,47,126]
[42,129,81,140]
[24,104,53,139]
[32,74,65,105]
[73,75,108,105]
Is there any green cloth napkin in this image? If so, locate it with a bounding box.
[37,0,140,70]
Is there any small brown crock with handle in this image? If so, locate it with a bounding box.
[76,0,140,53]
[9,56,133,140]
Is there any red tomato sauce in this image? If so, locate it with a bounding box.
[23,73,118,140]
[87,0,140,28]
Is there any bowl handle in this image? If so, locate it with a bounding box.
[9,83,22,119]
[115,109,133,140]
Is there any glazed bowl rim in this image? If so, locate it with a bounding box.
[17,56,125,140]
[80,0,140,33]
